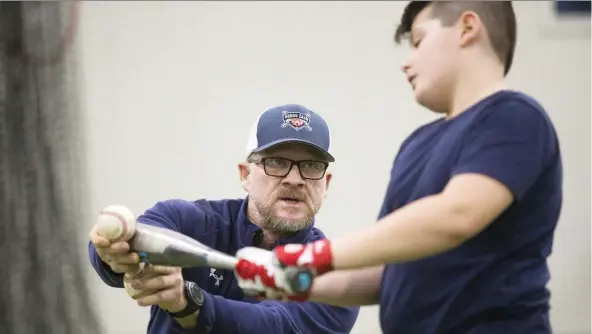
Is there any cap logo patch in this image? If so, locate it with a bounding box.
[281,111,312,131]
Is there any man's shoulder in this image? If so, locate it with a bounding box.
[192,197,245,217]
[147,197,245,231]
[157,197,244,213]
[305,226,330,242]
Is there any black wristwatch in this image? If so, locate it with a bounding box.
[167,281,204,318]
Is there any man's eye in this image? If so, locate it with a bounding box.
[267,158,286,166]
[302,162,324,170]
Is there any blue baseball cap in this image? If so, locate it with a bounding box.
[245,104,335,162]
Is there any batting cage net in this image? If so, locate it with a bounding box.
[0,2,101,333]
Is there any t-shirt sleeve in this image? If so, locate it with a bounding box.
[451,100,556,201]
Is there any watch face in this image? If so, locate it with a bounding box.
[186,281,204,305]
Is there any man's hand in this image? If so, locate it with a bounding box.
[234,240,334,302]
[89,226,140,274]
[128,265,187,313]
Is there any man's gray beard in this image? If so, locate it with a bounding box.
[253,198,316,233]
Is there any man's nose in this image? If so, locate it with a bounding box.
[282,164,305,186]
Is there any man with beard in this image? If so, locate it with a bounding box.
[87,104,360,334]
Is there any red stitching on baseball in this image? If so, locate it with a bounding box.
[99,209,128,242]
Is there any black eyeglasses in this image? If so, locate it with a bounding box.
[248,157,329,180]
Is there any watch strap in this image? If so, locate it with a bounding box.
[167,281,204,318]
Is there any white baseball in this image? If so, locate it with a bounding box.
[94,205,154,299]
[95,204,137,242]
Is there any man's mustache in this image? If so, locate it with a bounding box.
[275,190,306,201]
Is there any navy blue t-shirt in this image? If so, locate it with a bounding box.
[89,197,359,334]
[377,90,562,334]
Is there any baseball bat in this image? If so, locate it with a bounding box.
[129,223,313,294]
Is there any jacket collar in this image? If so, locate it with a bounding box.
[236,196,314,248]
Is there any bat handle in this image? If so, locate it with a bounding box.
[137,252,149,263]
[284,267,314,294]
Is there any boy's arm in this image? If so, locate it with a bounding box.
[309,266,383,307]
[326,101,554,270]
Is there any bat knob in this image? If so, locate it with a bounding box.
[285,267,313,294]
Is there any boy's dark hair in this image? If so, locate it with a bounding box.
[394,1,517,76]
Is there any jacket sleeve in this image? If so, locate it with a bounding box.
[89,200,360,333]
[88,241,125,287]
[88,200,191,288]
[167,291,359,334]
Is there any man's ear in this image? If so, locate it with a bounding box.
[323,171,333,198]
[238,162,251,191]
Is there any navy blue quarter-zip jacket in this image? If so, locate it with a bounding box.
[89,197,359,334]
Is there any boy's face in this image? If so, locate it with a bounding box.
[402,6,462,113]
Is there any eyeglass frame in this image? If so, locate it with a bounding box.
[247,156,330,180]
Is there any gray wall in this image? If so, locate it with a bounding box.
[77,2,591,333]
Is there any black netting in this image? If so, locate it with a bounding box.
[0,2,101,333]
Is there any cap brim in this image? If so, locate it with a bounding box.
[250,139,335,162]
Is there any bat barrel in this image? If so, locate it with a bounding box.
[200,251,238,270]
[130,223,313,293]
[131,224,238,269]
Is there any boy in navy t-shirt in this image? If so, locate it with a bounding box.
[234,2,562,334]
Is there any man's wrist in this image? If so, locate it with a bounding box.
[167,281,204,318]
[172,306,200,329]
[167,297,188,314]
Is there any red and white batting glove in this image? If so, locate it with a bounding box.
[273,239,334,276]
[234,247,297,301]
[234,239,334,302]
